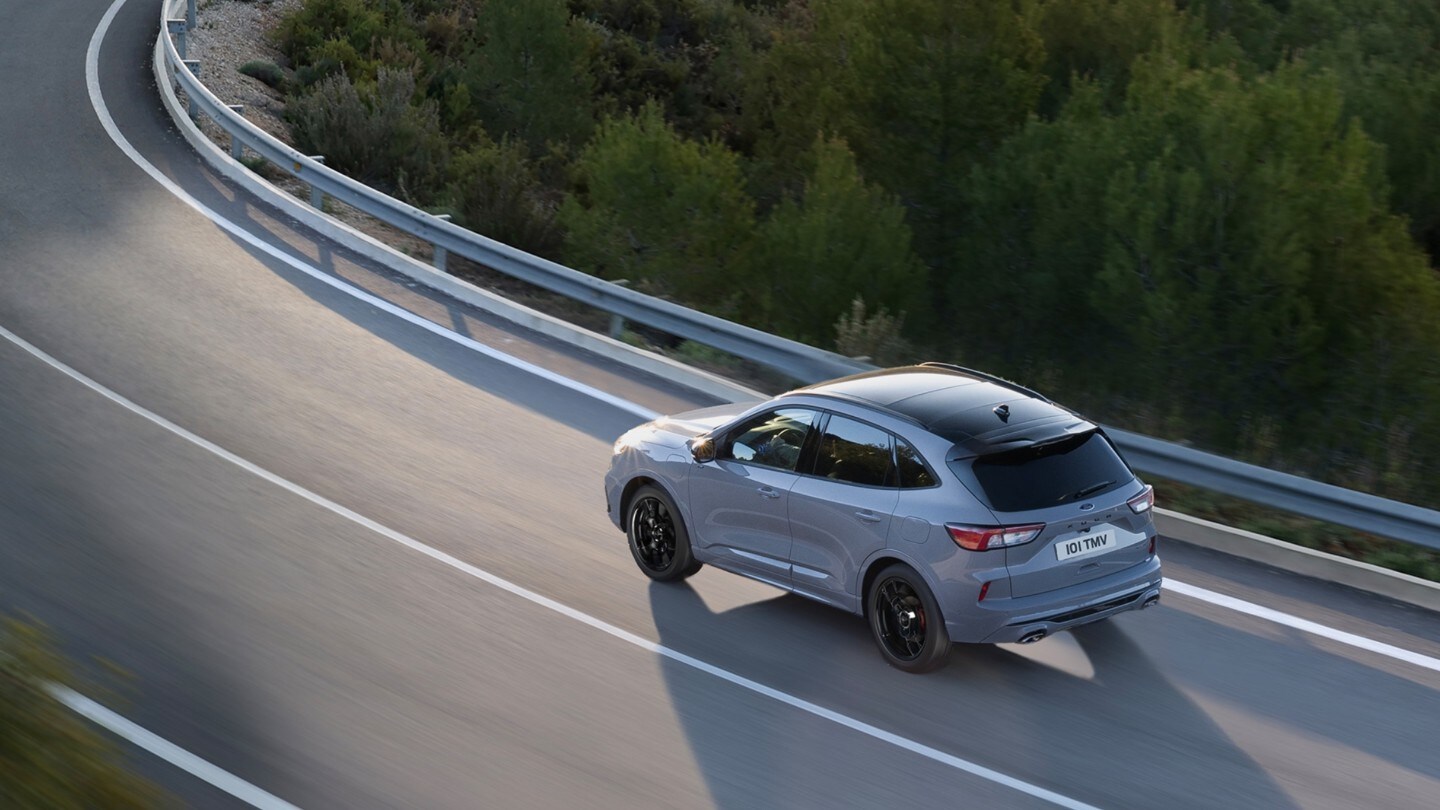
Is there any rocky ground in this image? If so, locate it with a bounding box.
[183,0,460,285]
[187,0,300,142]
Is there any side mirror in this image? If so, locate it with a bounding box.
[689,437,716,464]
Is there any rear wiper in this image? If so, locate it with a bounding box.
[1063,480,1114,502]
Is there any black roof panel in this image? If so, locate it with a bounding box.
[799,365,1092,451]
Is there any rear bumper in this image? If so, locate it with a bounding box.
[945,556,1163,643]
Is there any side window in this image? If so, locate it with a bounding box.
[725,408,816,472]
[814,415,895,487]
[896,439,937,488]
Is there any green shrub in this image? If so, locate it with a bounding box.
[834,297,911,367]
[0,617,161,808]
[450,139,561,257]
[290,38,375,88]
[238,60,287,90]
[287,67,447,200]
[271,0,385,66]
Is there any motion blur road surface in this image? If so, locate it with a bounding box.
[0,0,1437,807]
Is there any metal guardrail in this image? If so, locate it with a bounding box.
[157,4,1440,551]
[1110,430,1440,551]
[157,0,866,385]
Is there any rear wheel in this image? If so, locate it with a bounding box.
[867,564,950,673]
[626,485,701,581]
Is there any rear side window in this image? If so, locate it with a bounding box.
[964,431,1131,512]
[896,439,936,488]
[813,415,894,487]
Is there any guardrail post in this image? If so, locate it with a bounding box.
[609,279,631,337]
[306,156,326,210]
[433,214,452,272]
[227,106,245,159]
[187,0,197,30]
[166,19,187,59]
[182,60,202,120]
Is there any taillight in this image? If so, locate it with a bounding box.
[977,581,991,602]
[947,523,1045,551]
[1148,536,1157,556]
[1127,485,1155,514]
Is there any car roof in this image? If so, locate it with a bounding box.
[791,364,1095,456]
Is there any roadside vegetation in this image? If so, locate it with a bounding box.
[258,1,1440,522]
[0,616,160,808]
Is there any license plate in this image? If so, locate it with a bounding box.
[1056,530,1114,561]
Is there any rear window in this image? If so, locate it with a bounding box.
[963,431,1131,513]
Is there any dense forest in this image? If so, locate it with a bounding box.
[262,0,1440,505]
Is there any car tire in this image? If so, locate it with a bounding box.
[867,563,950,673]
[626,485,702,582]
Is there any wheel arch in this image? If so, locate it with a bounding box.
[620,476,684,526]
[857,549,942,618]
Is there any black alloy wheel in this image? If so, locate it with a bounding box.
[626,485,701,581]
[868,563,950,673]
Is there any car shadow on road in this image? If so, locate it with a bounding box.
[648,579,1300,809]
[1102,602,1440,801]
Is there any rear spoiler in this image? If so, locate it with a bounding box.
[948,419,1097,460]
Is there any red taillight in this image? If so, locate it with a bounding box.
[1128,485,1155,514]
[946,523,1045,551]
[977,581,991,602]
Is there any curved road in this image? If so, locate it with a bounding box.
[1,1,1438,807]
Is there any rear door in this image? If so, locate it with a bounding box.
[787,414,899,602]
[958,431,1153,598]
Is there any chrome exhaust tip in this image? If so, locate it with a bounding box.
[1142,595,1160,610]
[1017,630,1047,644]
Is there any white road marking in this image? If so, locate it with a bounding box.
[1165,580,1440,674]
[0,323,1102,810]
[50,686,302,810]
[51,0,1434,807]
[86,0,658,424]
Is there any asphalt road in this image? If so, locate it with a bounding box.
[1,1,1438,807]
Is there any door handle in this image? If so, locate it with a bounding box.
[854,510,883,524]
[757,486,781,499]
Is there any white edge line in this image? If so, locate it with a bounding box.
[61,1,1436,808]
[49,686,302,810]
[121,6,1440,684]
[88,0,658,424]
[0,322,1103,810]
[1164,581,1440,674]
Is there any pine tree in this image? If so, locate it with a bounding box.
[748,137,926,343]
[559,102,757,315]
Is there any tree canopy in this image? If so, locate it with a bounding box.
[272,0,1440,501]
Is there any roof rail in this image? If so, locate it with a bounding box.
[917,362,1054,403]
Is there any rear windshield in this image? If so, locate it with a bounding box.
[963,431,1131,513]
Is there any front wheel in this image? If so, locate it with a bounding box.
[626,485,701,582]
[867,564,950,673]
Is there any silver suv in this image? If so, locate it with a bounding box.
[605,364,1162,672]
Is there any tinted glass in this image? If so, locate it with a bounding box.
[896,439,936,488]
[967,431,1131,512]
[727,408,815,472]
[814,415,894,487]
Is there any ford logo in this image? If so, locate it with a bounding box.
[1079,502,1095,511]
